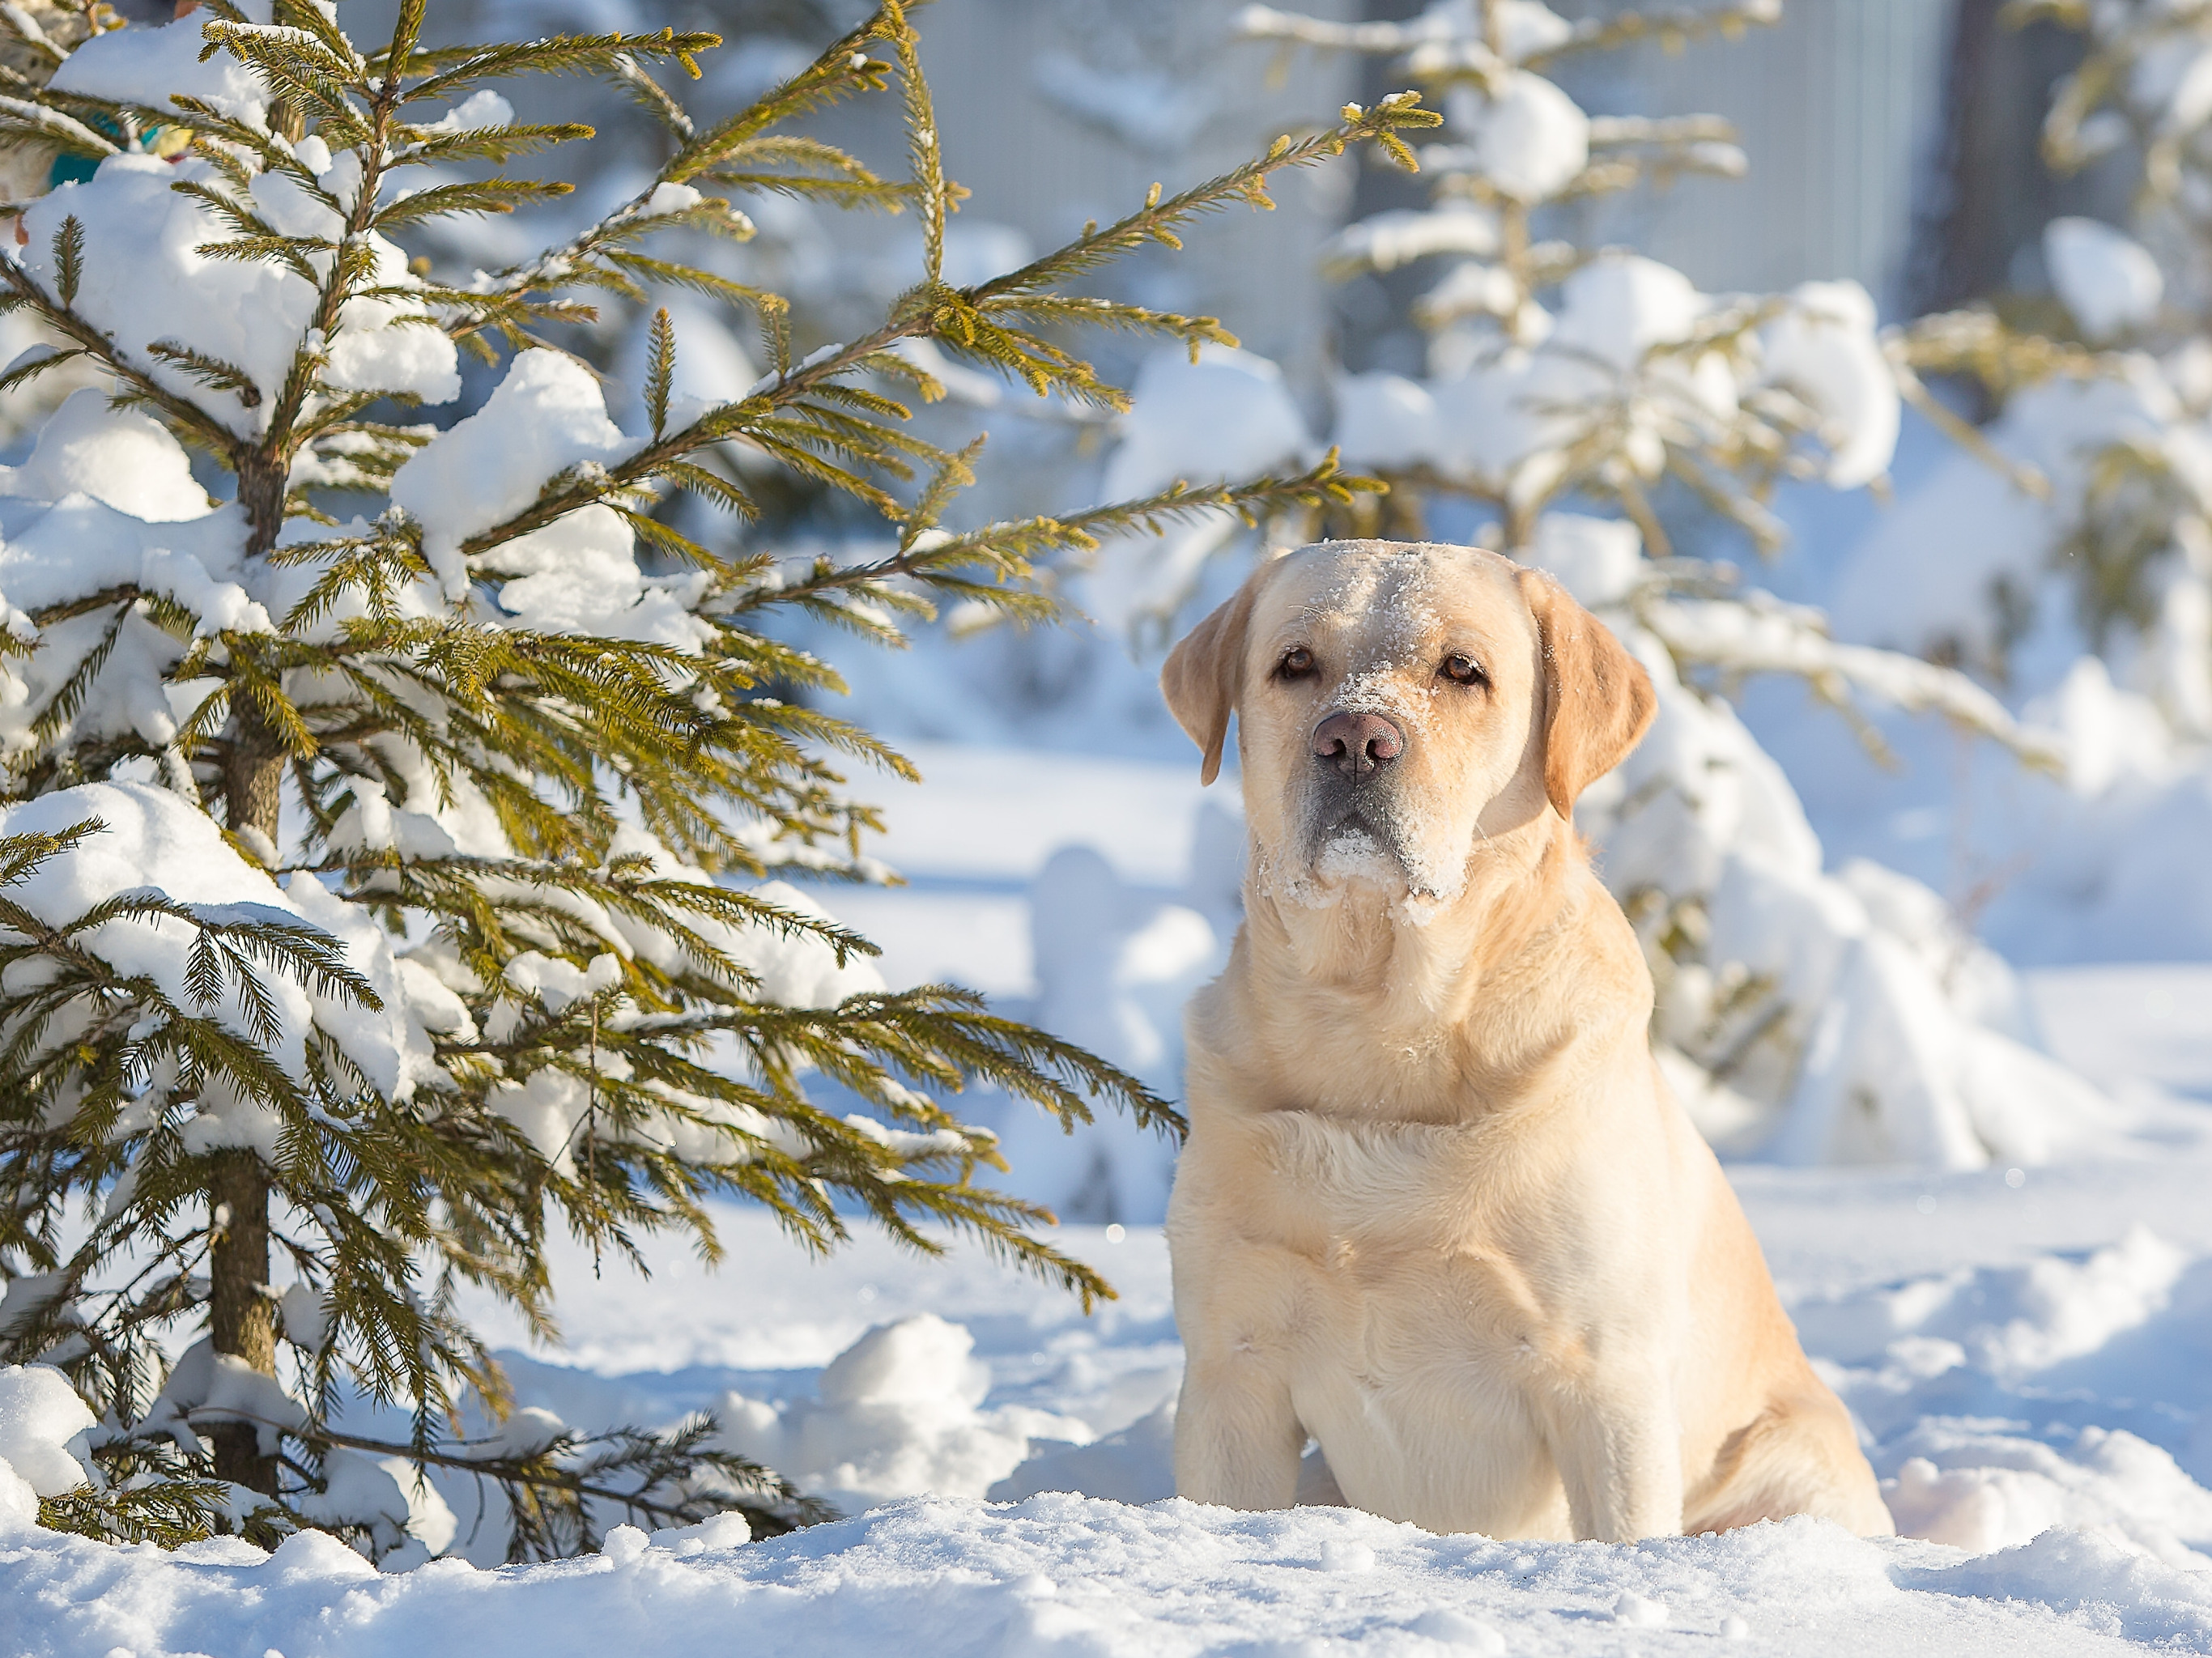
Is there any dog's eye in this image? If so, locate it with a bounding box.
[1441,653,1487,687]
[1276,647,1316,681]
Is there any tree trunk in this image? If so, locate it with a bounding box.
[223,705,286,854]
[210,457,290,1497]
[236,449,287,561]
[208,1151,279,1492]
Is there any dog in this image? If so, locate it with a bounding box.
[1157,539,1892,1543]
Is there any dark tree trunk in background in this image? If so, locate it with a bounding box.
[1903,0,2118,330]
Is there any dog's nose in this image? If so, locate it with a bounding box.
[1312,710,1403,780]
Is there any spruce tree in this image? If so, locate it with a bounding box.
[0,0,1424,1558]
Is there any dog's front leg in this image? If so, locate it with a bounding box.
[1172,1344,1304,1510]
[1543,1377,1685,1542]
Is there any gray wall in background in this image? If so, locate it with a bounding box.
[1553,0,1955,315]
[917,0,1363,397]
[920,0,1963,383]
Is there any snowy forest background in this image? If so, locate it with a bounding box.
[11,0,2212,1652]
[483,0,2212,1213]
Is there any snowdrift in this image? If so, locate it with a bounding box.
[15,1155,2212,1652]
[10,1490,2206,1657]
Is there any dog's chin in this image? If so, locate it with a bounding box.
[1308,817,1411,895]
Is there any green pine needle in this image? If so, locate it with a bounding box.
[644,308,677,441]
[52,215,83,308]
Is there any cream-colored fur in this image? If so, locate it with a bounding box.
[1158,539,1893,1543]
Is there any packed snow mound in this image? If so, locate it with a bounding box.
[380,351,708,646]
[0,389,212,522]
[47,4,272,128]
[0,1363,94,1500]
[714,1315,1089,1511]
[1759,281,1901,488]
[387,347,632,557]
[1457,67,1589,202]
[6,1490,2199,1656]
[1551,253,1704,370]
[140,1337,307,1454]
[290,1449,457,1570]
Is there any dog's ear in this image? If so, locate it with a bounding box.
[1516,567,1657,818]
[1161,576,1263,786]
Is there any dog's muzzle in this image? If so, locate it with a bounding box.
[1302,709,1416,882]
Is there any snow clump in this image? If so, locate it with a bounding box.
[0,1364,95,1514]
[0,783,441,1103]
[2044,216,2164,342]
[715,1315,1090,1510]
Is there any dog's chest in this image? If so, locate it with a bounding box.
[1186,1109,1579,1535]
[1249,1107,1501,1242]
[1200,1101,1619,1354]
[1197,1108,1564,1356]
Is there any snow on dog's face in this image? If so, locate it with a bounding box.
[1162,540,1654,912]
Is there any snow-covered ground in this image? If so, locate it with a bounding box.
[13,742,2212,1656]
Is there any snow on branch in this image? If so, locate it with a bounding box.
[1637,588,2067,770]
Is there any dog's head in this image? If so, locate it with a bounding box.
[1162,540,1655,905]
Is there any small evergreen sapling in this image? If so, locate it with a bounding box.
[0,0,1427,1558]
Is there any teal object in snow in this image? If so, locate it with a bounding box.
[46,113,153,189]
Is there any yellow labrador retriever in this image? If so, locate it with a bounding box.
[1159,538,1891,1543]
